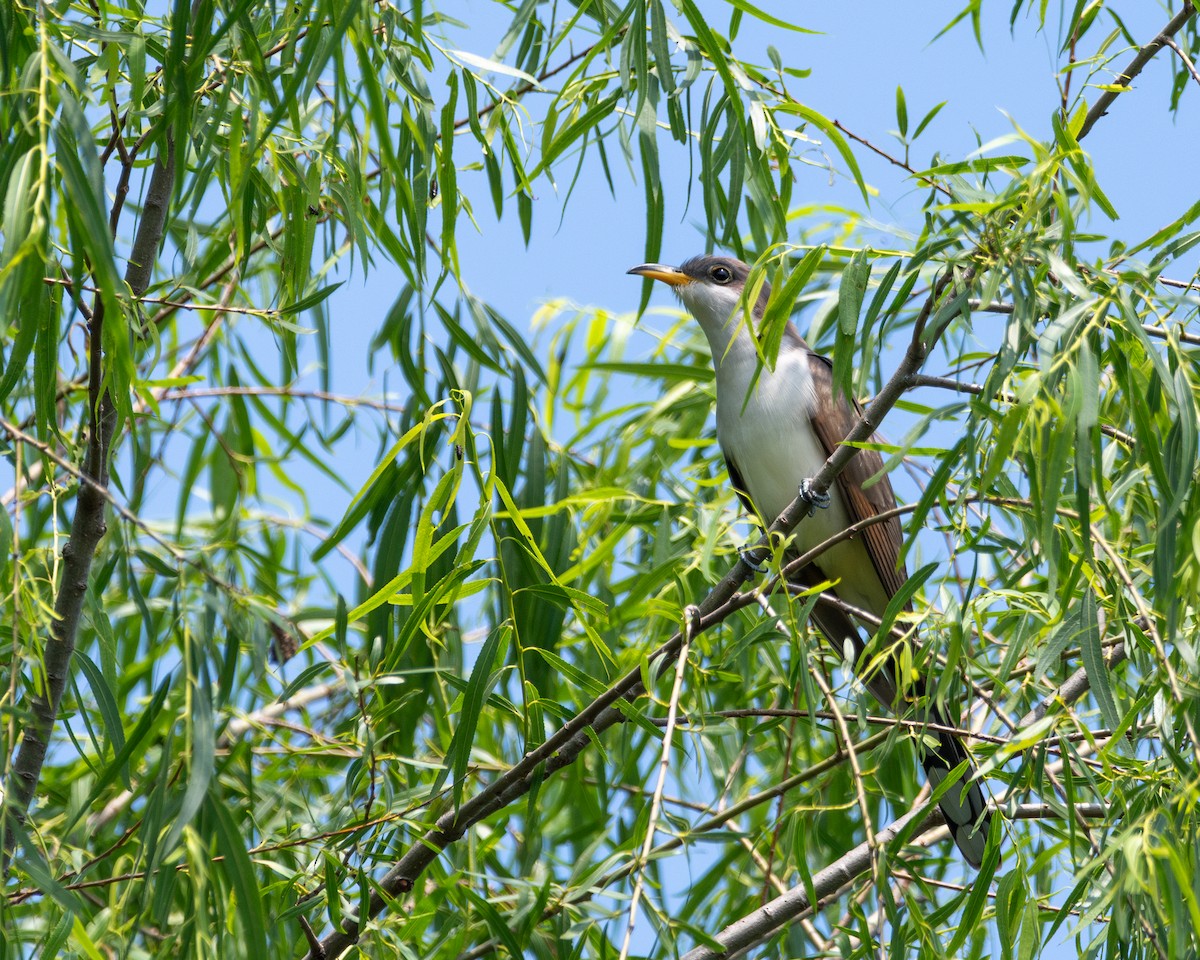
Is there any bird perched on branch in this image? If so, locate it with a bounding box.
[630,254,991,866]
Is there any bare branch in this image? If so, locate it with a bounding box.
[1077,3,1196,139]
[1162,36,1200,88]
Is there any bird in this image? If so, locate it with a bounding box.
[629,253,991,867]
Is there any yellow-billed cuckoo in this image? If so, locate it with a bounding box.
[630,254,990,866]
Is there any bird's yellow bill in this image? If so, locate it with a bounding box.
[627,263,691,287]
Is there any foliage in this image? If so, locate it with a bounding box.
[0,1,1198,958]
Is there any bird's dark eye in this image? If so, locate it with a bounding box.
[710,265,733,284]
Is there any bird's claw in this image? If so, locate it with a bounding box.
[739,545,768,574]
[798,478,831,516]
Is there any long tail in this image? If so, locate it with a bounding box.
[920,703,991,868]
[806,596,992,866]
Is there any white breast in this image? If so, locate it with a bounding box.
[714,345,891,618]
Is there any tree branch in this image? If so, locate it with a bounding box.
[2,135,175,857]
[1076,2,1195,139]
[675,645,1126,960]
[1162,36,1200,88]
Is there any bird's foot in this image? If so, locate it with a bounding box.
[738,545,768,574]
[798,478,831,516]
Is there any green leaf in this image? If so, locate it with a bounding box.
[919,155,1030,176]
[759,246,823,362]
[493,0,541,60]
[0,266,40,407]
[313,404,458,560]
[461,885,526,960]
[278,280,346,316]
[1079,592,1121,733]
[54,93,121,302]
[861,257,903,337]
[944,816,1003,955]
[10,837,85,914]
[774,101,868,202]
[1034,606,1081,681]
[837,248,870,336]
[136,548,179,579]
[206,793,269,957]
[912,99,947,139]
[450,49,540,86]
[40,911,73,958]
[439,71,460,273]
[438,624,509,806]
[723,0,817,33]
[675,0,745,140]
[160,642,215,855]
[62,676,173,838]
[522,646,610,698]
[323,853,344,933]
[73,652,126,774]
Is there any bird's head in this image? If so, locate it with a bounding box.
[628,255,771,356]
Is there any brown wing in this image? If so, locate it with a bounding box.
[804,352,909,604]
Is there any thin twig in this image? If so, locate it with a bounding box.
[908,372,1136,446]
[1162,36,1200,87]
[968,295,1200,347]
[831,119,953,198]
[158,385,409,415]
[653,708,1128,749]
[760,668,803,904]
[618,607,696,960]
